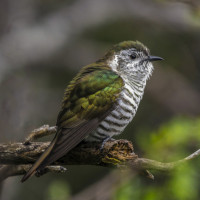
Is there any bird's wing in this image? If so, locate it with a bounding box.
[21,65,124,182]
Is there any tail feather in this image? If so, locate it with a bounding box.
[21,138,56,182]
[21,117,101,182]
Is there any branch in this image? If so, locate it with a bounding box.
[0,125,199,181]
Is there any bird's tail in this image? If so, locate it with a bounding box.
[21,137,57,182]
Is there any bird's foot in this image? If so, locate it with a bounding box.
[100,137,115,151]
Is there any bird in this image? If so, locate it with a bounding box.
[21,40,163,182]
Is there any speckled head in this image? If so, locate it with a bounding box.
[101,41,163,83]
[111,41,150,56]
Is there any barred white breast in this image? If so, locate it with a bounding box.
[87,81,145,141]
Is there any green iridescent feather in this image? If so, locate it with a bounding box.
[57,63,123,128]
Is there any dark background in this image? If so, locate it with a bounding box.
[0,0,200,199]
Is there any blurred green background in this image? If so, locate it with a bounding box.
[0,0,200,199]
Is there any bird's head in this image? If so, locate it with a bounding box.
[102,41,163,82]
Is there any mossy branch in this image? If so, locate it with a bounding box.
[0,125,199,182]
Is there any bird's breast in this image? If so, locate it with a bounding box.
[87,81,144,141]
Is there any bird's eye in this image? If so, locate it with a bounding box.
[130,54,136,60]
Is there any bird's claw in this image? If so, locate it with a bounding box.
[100,137,114,151]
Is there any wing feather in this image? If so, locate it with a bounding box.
[21,65,123,182]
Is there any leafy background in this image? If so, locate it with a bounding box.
[0,0,200,199]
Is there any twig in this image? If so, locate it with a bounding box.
[24,125,57,144]
[0,165,66,182]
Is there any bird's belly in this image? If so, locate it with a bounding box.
[87,83,141,141]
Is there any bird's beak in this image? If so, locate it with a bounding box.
[147,55,163,62]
